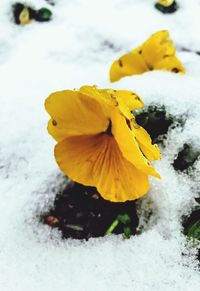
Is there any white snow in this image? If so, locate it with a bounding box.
[0,0,200,290]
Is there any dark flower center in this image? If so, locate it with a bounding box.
[105,120,112,135]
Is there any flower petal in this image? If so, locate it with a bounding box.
[47,118,68,142]
[141,30,175,68]
[79,85,115,113]
[110,52,148,82]
[80,86,143,120]
[55,134,150,202]
[154,55,185,73]
[130,120,161,161]
[45,90,109,137]
[111,109,161,178]
[112,90,144,119]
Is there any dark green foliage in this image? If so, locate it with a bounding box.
[135,104,180,143]
[173,144,200,171]
[34,8,52,22]
[183,208,200,241]
[117,213,131,225]
[183,205,200,262]
[13,3,24,24]
[186,221,200,241]
[155,1,178,14]
[123,226,132,239]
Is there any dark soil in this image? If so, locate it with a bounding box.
[43,182,139,240]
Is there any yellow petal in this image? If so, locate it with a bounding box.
[141,31,174,67]
[140,31,185,73]
[47,119,68,142]
[154,55,185,73]
[80,85,143,120]
[130,119,161,161]
[19,7,31,25]
[79,85,114,115]
[55,135,95,187]
[110,52,148,82]
[55,134,150,202]
[111,109,161,178]
[109,60,127,82]
[112,90,144,119]
[158,0,174,7]
[80,85,108,103]
[45,90,109,137]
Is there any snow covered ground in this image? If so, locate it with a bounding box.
[0,0,200,290]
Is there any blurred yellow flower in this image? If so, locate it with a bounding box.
[19,7,32,25]
[110,30,185,82]
[158,0,174,7]
[45,86,161,202]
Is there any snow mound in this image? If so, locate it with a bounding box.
[0,0,200,290]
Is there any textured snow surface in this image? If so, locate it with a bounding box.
[0,0,200,290]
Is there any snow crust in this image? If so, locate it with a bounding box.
[0,0,200,290]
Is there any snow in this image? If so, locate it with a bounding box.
[0,0,200,290]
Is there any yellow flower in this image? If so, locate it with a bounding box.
[110,30,185,82]
[45,86,161,202]
[19,7,32,25]
[158,0,174,7]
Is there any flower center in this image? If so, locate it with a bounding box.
[105,119,112,135]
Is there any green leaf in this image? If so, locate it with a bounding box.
[117,214,131,225]
[186,220,200,241]
[123,226,132,239]
[36,8,52,22]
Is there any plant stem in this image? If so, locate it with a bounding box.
[105,219,119,235]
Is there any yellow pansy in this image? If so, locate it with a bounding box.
[110,30,185,82]
[158,0,174,7]
[19,7,32,25]
[45,86,161,202]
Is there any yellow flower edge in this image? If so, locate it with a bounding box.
[110,30,185,82]
[45,86,161,202]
